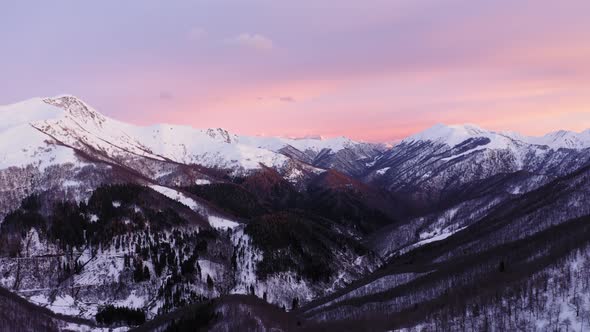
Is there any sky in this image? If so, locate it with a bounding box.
[1,1,589,142]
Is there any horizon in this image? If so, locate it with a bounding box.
[4,94,590,145]
[2,1,589,142]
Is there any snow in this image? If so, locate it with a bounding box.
[524,129,590,149]
[404,123,495,147]
[149,184,203,212]
[195,179,211,185]
[0,122,79,170]
[440,146,487,161]
[208,215,240,230]
[29,294,81,316]
[0,97,81,170]
[405,123,590,151]
[198,259,224,285]
[413,226,466,248]
[23,229,46,257]
[231,230,264,290]
[401,248,590,332]
[112,201,122,208]
[510,185,523,194]
[113,292,147,309]
[62,323,128,332]
[132,124,290,171]
[365,160,377,167]
[72,247,124,286]
[2,96,590,177]
[0,95,291,173]
[149,184,241,230]
[0,97,64,130]
[62,180,80,187]
[285,167,304,182]
[375,167,390,175]
[240,135,358,154]
[230,233,316,309]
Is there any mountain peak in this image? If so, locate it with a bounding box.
[206,128,236,144]
[404,123,492,147]
[43,94,101,114]
[0,97,66,131]
[293,134,327,140]
[44,93,84,101]
[529,129,590,149]
[404,123,590,150]
[0,94,105,126]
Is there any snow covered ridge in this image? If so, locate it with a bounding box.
[403,123,590,150]
[0,95,376,174]
[32,96,291,172]
[241,134,365,154]
[2,95,590,176]
[148,184,240,230]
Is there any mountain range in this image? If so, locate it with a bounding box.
[1,95,590,331]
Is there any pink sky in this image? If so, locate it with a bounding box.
[2,0,589,142]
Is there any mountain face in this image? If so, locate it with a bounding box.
[366,124,590,210]
[2,96,590,331]
[0,96,384,327]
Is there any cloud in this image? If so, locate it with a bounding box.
[256,96,296,103]
[229,33,273,50]
[159,91,173,100]
[188,27,207,41]
[279,96,296,103]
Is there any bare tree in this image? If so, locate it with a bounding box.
[562,318,572,332]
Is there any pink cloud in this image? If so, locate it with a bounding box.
[228,33,274,50]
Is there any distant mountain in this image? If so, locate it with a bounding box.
[402,123,590,150]
[366,123,590,210]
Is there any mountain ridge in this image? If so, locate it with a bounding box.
[404,122,590,150]
[5,95,590,153]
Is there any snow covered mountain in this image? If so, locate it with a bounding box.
[356,123,590,261]
[0,95,384,220]
[11,96,288,172]
[0,95,388,330]
[366,123,590,209]
[1,95,385,184]
[3,96,586,189]
[3,95,590,331]
[402,123,590,150]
